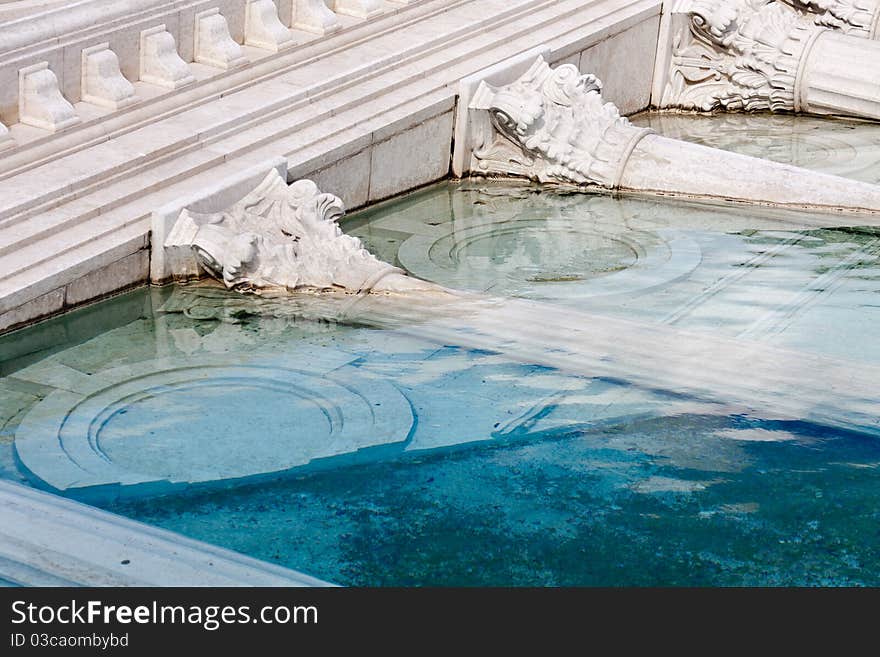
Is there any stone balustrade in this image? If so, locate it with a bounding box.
[0,0,423,151]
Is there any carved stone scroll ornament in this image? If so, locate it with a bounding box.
[661,0,823,112]
[139,26,195,89]
[469,57,653,188]
[81,43,136,110]
[165,169,438,294]
[18,63,80,132]
[465,56,880,211]
[245,0,295,52]
[781,0,880,37]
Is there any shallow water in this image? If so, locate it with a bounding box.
[630,113,880,183]
[108,414,880,586]
[347,185,880,365]
[2,112,880,585]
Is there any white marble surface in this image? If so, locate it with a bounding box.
[291,0,341,33]
[194,8,248,70]
[139,25,196,89]
[459,54,880,212]
[0,120,11,150]
[801,30,880,119]
[159,166,435,292]
[245,0,295,51]
[332,0,384,20]
[620,133,880,211]
[0,480,332,585]
[151,157,289,283]
[655,0,880,120]
[452,45,550,178]
[577,14,659,115]
[0,0,664,330]
[17,62,79,132]
[80,43,136,110]
[368,111,454,202]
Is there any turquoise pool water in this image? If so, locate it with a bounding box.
[108,415,880,586]
[2,113,880,585]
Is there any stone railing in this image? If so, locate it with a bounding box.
[0,0,418,151]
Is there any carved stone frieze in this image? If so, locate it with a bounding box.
[657,0,880,118]
[463,56,880,211]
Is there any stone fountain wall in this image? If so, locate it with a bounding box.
[0,0,663,333]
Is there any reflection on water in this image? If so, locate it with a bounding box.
[2,113,880,585]
[108,413,880,586]
[3,285,737,497]
[349,183,880,365]
[630,112,880,183]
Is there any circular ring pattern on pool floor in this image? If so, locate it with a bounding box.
[396,218,702,301]
[14,351,413,496]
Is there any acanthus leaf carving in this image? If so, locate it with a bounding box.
[781,0,879,36]
[468,57,652,189]
[661,0,823,112]
[165,169,438,294]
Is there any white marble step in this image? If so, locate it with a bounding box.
[0,0,522,221]
[0,0,456,174]
[2,0,625,231]
[0,480,332,586]
[0,92,450,315]
[0,0,520,228]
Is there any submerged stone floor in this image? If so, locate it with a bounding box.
[106,413,880,586]
[5,282,879,586]
[348,187,880,366]
[2,285,695,497]
[2,112,880,585]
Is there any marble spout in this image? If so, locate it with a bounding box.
[618,133,880,212]
[152,158,442,295]
[464,55,880,213]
